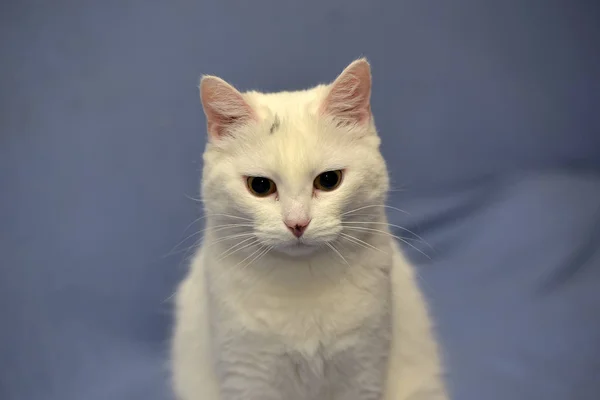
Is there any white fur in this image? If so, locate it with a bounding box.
[171,60,448,400]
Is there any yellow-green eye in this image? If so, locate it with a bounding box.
[246,177,277,197]
[314,170,343,191]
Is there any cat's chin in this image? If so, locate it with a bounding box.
[273,241,321,257]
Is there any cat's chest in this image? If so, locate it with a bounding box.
[208,250,392,357]
[219,334,390,400]
[216,282,390,362]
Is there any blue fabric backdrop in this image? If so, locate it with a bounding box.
[1,1,599,399]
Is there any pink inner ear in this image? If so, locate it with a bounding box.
[321,59,372,125]
[200,76,256,140]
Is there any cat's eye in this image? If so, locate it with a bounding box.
[246,176,277,197]
[314,170,343,191]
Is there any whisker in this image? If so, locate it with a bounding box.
[179,214,208,236]
[165,223,254,256]
[217,238,260,261]
[177,208,252,236]
[164,236,202,258]
[191,223,254,241]
[339,232,386,254]
[341,226,422,243]
[243,245,273,270]
[342,221,432,249]
[325,242,350,266]
[184,193,203,203]
[233,245,267,269]
[341,204,411,217]
[204,213,253,221]
[206,233,255,248]
[211,224,255,229]
[343,226,431,260]
[343,213,379,218]
[164,241,203,257]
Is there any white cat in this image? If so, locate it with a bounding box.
[171,59,448,400]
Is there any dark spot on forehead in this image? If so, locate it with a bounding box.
[269,114,281,134]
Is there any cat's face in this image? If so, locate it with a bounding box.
[200,59,389,257]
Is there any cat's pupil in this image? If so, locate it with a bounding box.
[318,172,340,189]
[251,178,271,194]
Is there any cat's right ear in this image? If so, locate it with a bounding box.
[199,76,257,142]
[320,58,372,126]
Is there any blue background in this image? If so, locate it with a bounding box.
[1,1,599,399]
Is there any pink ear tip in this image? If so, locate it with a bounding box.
[341,58,371,82]
[350,58,370,67]
[199,75,221,90]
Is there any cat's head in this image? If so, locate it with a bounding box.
[199,59,389,257]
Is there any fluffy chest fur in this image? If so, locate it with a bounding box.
[205,240,393,356]
[203,241,394,400]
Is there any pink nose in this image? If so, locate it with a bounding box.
[285,220,310,238]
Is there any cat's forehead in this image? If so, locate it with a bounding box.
[241,123,343,177]
[245,86,327,115]
[242,88,340,149]
[230,87,365,178]
[232,127,348,181]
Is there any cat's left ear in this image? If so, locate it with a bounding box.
[199,75,257,142]
[320,58,372,125]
